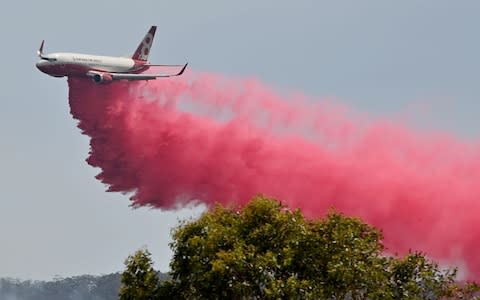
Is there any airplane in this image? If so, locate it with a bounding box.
[36,26,187,84]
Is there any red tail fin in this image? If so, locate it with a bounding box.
[132,26,156,61]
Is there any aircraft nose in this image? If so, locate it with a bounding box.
[36,60,47,71]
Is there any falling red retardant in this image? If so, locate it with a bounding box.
[68,73,480,280]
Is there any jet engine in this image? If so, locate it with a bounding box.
[92,73,113,84]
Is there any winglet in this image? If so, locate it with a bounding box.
[177,63,188,76]
[38,40,45,57]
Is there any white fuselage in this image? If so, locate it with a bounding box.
[67,53,135,72]
[36,52,143,77]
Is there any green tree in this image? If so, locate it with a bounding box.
[160,195,479,299]
[119,248,160,300]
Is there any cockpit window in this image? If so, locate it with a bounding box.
[41,57,57,62]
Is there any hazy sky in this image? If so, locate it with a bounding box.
[1,0,480,280]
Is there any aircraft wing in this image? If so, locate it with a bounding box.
[113,63,188,80]
[111,73,166,80]
[86,63,187,82]
[144,64,185,67]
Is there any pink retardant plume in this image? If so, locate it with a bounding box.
[68,73,480,280]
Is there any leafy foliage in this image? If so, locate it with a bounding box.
[160,195,479,299]
[119,248,161,300]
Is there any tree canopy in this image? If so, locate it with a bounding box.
[156,195,479,299]
[119,248,161,300]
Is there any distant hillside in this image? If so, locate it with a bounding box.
[0,272,170,300]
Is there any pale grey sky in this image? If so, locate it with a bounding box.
[1,0,480,280]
